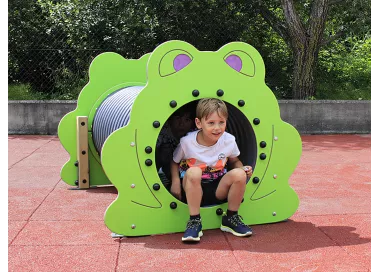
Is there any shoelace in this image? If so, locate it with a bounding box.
[186,219,201,230]
[229,214,247,227]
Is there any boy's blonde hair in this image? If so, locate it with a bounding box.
[196,98,228,120]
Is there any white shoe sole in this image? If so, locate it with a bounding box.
[182,231,203,242]
[220,226,253,237]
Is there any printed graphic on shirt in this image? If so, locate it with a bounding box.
[173,131,240,180]
[179,157,228,179]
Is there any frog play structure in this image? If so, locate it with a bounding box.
[58,40,302,237]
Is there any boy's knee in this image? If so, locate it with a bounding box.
[230,168,247,183]
[185,167,202,183]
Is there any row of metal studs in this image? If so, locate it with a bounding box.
[142,89,272,212]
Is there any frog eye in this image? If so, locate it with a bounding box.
[159,50,193,77]
[224,51,255,77]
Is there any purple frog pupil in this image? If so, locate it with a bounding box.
[173,53,242,73]
[225,54,242,72]
[173,54,192,72]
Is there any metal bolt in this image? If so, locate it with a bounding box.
[274,136,278,141]
[145,159,153,166]
[273,174,277,179]
[260,153,266,160]
[192,89,200,97]
[130,142,135,147]
[272,212,277,216]
[169,100,177,108]
[238,100,245,107]
[131,224,136,229]
[153,121,160,128]
[170,202,177,209]
[260,141,267,148]
[253,118,260,125]
[145,146,152,154]
[131,184,135,188]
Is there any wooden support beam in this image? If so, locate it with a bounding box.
[76,116,90,189]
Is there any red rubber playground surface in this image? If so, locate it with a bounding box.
[8,134,371,271]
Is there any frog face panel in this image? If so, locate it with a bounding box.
[58,40,302,236]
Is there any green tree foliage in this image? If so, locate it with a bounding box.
[256,0,371,99]
[317,35,371,99]
[9,0,73,94]
[8,0,370,100]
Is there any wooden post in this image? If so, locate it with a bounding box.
[77,116,90,189]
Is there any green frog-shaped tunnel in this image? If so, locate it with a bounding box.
[58,40,302,236]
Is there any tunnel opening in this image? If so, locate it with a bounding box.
[156,100,257,207]
[91,87,257,207]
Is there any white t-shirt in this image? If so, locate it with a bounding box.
[173,130,240,179]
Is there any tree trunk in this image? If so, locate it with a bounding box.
[281,0,329,99]
[258,0,330,99]
[292,44,318,99]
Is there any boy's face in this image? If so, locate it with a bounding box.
[195,111,227,144]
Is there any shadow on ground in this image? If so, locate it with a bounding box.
[116,220,370,253]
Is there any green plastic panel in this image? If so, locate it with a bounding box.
[95,40,303,236]
[58,52,150,186]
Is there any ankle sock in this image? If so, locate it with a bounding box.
[190,214,201,220]
[227,210,238,217]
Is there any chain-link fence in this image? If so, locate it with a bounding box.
[8,1,297,99]
[9,1,115,99]
[9,48,102,98]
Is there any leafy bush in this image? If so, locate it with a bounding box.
[8,84,48,100]
[316,36,371,100]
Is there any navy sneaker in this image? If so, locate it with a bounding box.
[182,218,203,242]
[221,214,253,237]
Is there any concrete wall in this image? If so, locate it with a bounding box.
[8,100,370,135]
[278,100,371,134]
[8,100,77,135]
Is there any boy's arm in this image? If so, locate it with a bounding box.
[228,157,252,177]
[228,157,244,169]
[170,160,181,200]
[170,160,180,182]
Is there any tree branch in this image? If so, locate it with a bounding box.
[257,5,290,44]
[281,0,306,47]
[321,29,346,46]
[329,0,346,5]
[307,0,329,42]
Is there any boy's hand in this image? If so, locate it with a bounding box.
[170,180,182,200]
[242,166,253,178]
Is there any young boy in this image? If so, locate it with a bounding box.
[170,98,253,242]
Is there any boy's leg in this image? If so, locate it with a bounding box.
[181,167,203,242]
[215,168,253,237]
[183,167,203,215]
[215,168,247,210]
